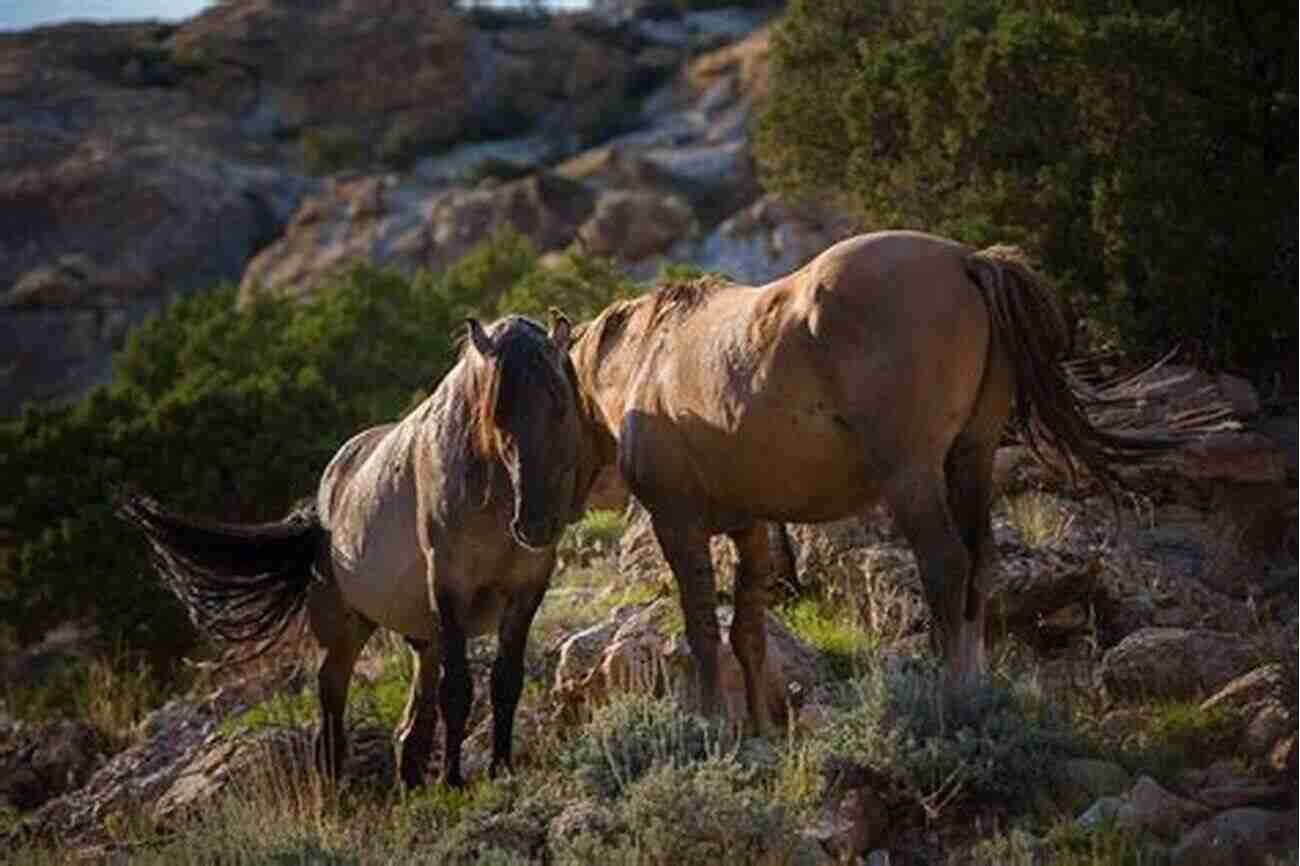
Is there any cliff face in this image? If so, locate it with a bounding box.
[1,1,829,415]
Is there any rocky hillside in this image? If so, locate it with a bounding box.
[0,0,853,415]
[3,364,1296,864]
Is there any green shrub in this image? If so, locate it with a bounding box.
[418,778,560,866]
[808,658,1084,819]
[571,758,805,866]
[441,225,541,317]
[496,248,636,322]
[1116,700,1240,783]
[756,0,1297,373]
[557,694,722,798]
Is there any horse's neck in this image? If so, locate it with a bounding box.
[571,329,632,451]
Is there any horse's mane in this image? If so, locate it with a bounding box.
[463,317,563,460]
[581,274,735,364]
[647,274,733,327]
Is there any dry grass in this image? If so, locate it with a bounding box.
[1003,490,1075,549]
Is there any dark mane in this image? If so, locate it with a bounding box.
[647,274,732,328]
[465,317,564,459]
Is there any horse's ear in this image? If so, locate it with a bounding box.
[548,307,572,353]
[465,317,497,358]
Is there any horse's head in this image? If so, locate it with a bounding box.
[466,312,582,550]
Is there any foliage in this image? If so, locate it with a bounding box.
[553,758,810,866]
[558,509,629,565]
[776,596,873,679]
[557,694,722,798]
[1109,700,1240,783]
[805,658,1084,819]
[496,248,637,323]
[417,777,560,866]
[756,0,1298,373]
[442,224,541,318]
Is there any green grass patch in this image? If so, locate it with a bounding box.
[776,597,873,679]
[1112,700,1240,783]
[1037,818,1168,866]
[572,509,628,547]
[220,688,318,737]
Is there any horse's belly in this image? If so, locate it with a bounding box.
[333,555,434,639]
[330,508,434,640]
[702,414,882,523]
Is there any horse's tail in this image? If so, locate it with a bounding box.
[117,492,324,661]
[963,246,1232,498]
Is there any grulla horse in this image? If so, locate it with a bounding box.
[121,313,603,787]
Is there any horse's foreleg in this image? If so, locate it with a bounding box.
[489,578,549,778]
[885,472,980,692]
[729,523,778,737]
[436,593,472,789]
[308,582,374,782]
[652,519,723,721]
[396,637,440,790]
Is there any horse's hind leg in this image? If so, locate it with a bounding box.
[651,518,724,720]
[489,576,549,778]
[944,431,1000,674]
[884,469,978,691]
[396,637,440,790]
[308,580,375,781]
[728,523,779,737]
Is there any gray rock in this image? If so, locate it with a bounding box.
[1051,758,1133,815]
[1171,807,1299,866]
[1098,628,1260,701]
[550,597,824,727]
[0,720,107,812]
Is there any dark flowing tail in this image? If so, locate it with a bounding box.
[964,246,1237,495]
[117,493,323,661]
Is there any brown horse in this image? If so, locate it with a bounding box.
[120,313,602,788]
[570,230,1195,734]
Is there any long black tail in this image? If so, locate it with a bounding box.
[964,246,1237,495]
[117,493,323,660]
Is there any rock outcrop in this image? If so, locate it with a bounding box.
[2,2,810,414]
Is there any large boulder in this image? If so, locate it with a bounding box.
[1200,664,1297,762]
[0,128,307,413]
[691,195,861,284]
[578,189,694,261]
[238,171,598,304]
[1171,808,1299,866]
[1079,776,1211,841]
[1097,628,1260,702]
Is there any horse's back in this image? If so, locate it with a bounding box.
[318,419,433,639]
[619,230,995,524]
